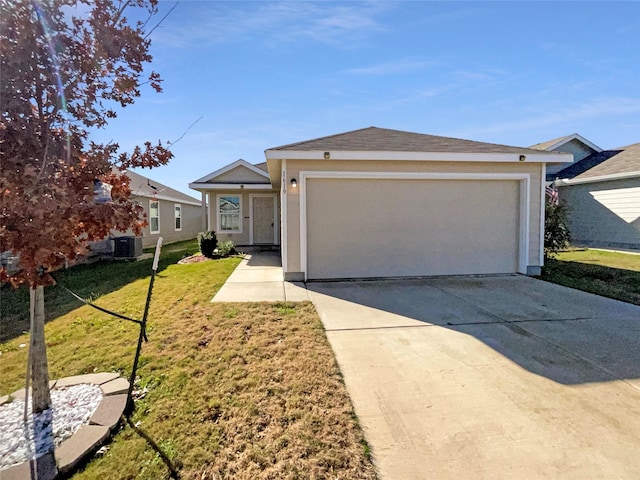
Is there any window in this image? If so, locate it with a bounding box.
[174,204,182,231]
[217,195,242,233]
[149,200,160,234]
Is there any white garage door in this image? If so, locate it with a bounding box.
[305,177,520,279]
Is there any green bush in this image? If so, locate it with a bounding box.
[544,201,571,258]
[198,231,217,258]
[217,240,237,257]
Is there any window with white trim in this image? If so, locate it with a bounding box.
[149,200,160,234]
[174,204,182,231]
[217,195,242,233]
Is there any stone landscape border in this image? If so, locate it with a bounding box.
[0,372,129,480]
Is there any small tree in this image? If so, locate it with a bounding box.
[544,201,571,258]
[1,0,172,413]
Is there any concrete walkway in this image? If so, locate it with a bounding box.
[211,251,309,302]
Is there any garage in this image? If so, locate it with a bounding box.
[264,127,572,281]
[304,175,524,280]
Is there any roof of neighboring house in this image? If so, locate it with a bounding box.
[530,133,602,153]
[530,134,575,151]
[571,142,640,181]
[254,162,268,172]
[268,126,560,155]
[127,170,202,206]
[549,150,623,181]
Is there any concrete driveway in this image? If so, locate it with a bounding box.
[307,275,640,480]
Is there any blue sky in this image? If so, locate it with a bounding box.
[92,1,640,197]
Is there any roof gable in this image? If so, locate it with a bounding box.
[191,159,270,184]
[530,133,602,154]
[267,126,561,156]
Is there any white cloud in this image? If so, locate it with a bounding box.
[153,1,392,49]
[344,59,436,76]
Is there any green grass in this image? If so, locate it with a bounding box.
[541,249,640,305]
[0,239,376,479]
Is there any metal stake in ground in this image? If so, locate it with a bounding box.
[126,237,163,414]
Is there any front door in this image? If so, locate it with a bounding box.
[252,196,275,244]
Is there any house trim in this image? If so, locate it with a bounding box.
[298,171,531,281]
[539,163,546,266]
[543,134,603,154]
[249,194,279,245]
[266,150,570,164]
[191,159,270,184]
[281,159,288,272]
[188,183,273,190]
[557,170,640,186]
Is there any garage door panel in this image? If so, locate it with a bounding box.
[306,178,519,279]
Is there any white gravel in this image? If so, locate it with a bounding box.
[0,384,103,470]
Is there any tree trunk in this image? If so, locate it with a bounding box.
[30,285,51,414]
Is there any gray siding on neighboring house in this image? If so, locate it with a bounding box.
[560,177,640,250]
[114,197,201,248]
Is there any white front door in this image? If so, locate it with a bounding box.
[252,196,275,244]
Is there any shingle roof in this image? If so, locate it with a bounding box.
[268,126,558,155]
[549,150,622,181]
[529,134,574,151]
[571,143,640,180]
[127,170,201,204]
[253,162,268,172]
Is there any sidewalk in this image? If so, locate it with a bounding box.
[211,251,309,302]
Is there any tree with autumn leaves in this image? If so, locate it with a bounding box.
[1,0,173,413]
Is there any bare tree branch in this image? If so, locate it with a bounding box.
[144,2,178,40]
[169,116,203,147]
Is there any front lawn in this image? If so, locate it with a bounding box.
[0,239,376,479]
[541,249,640,305]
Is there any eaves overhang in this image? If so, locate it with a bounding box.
[264,149,572,164]
[188,182,274,191]
[556,170,640,186]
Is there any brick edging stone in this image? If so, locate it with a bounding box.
[0,373,129,480]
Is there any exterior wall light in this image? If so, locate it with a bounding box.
[519,155,526,162]
[290,178,297,188]
[324,151,330,159]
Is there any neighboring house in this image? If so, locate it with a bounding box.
[530,133,604,182]
[191,127,570,281]
[556,143,640,250]
[92,170,203,254]
[532,134,640,250]
[123,170,203,247]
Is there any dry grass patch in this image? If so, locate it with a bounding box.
[1,240,376,479]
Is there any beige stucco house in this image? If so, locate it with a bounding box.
[191,127,570,281]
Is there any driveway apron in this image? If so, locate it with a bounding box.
[307,275,640,480]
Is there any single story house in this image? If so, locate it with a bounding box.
[190,127,570,281]
[554,142,640,250]
[122,170,203,247]
[91,170,203,256]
